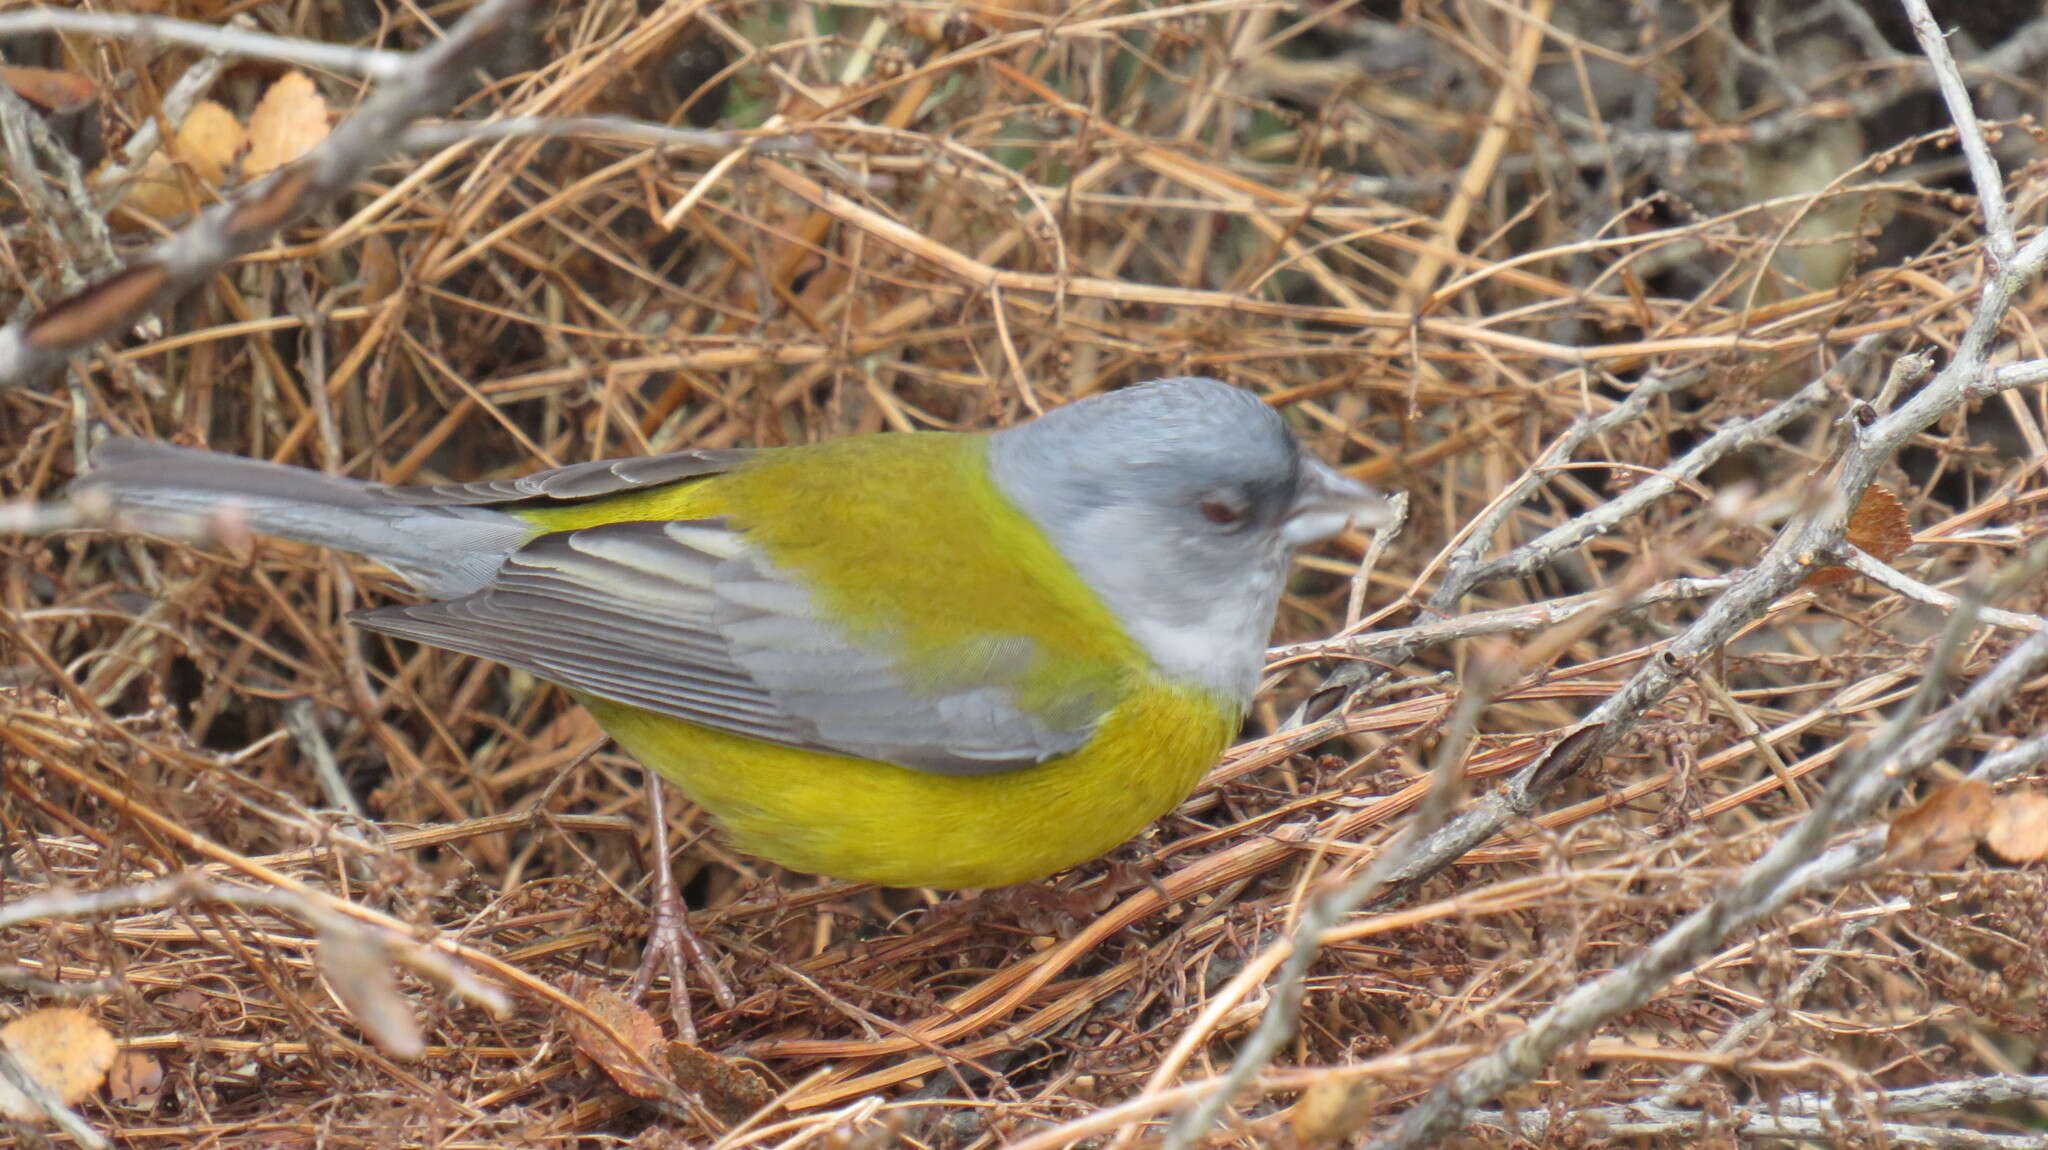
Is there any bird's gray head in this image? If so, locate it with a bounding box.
[988,377,1393,706]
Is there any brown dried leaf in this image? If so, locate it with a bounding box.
[1801,564,1853,588]
[104,1050,163,1106]
[563,982,672,1101]
[1985,789,2048,864]
[1886,778,1992,870]
[174,99,248,184]
[119,154,190,224]
[1,66,98,113]
[316,928,424,1059]
[244,71,330,177]
[0,1007,118,1121]
[666,1040,776,1123]
[25,263,169,350]
[1286,1077,1379,1148]
[1806,484,1912,587]
[357,233,403,304]
[117,100,245,223]
[1847,484,1912,561]
[156,989,208,1016]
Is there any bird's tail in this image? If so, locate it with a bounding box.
[69,438,528,597]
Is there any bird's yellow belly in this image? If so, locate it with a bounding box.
[581,681,1235,889]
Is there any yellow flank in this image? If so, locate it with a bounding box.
[517,433,1241,888]
[585,684,1233,888]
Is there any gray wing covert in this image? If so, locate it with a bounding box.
[387,449,759,506]
[350,520,1096,775]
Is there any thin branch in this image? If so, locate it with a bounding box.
[1845,548,2044,633]
[1902,0,2015,261]
[395,115,807,156]
[1485,1072,2048,1145]
[1366,549,2048,1149]
[0,0,538,388]
[0,8,410,79]
[1267,576,1733,666]
[0,871,509,1016]
[1175,8,2048,1138]
[1297,342,1872,721]
[1161,642,1521,1148]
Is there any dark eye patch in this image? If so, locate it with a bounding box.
[1200,498,1245,524]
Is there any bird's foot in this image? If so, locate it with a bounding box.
[626,884,735,1045]
[628,778,737,1044]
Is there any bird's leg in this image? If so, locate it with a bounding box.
[628,776,737,1043]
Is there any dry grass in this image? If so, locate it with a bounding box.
[4,0,2048,1146]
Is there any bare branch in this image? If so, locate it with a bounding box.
[0,0,538,388]
[1483,1072,2048,1145]
[1369,610,2048,1149]
[1901,0,2015,260]
[0,8,410,79]
[1845,547,2044,633]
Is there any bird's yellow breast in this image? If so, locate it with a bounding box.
[520,433,1240,888]
[584,685,1232,888]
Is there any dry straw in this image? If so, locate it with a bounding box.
[4,0,2048,1146]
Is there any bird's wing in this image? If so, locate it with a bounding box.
[349,520,1107,775]
[384,448,761,506]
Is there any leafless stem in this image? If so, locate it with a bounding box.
[396,115,807,156]
[1366,549,2048,1149]
[1268,576,1733,666]
[1296,344,1870,721]
[1484,1100,2048,1147]
[1171,9,2048,1141]
[1902,0,2014,261]
[1169,602,1627,1147]
[0,0,538,388]
[1845,548,2044,633]
[1485,1071,2048,1144]
[1647,913,1890,1106]
[0,872,509,1019]
[0,9,411,79]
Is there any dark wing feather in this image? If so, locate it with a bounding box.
[387,449,760,507]
[350,520,1097,775]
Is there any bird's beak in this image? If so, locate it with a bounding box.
[1283,459,1396,545]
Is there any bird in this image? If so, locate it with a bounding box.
[67,378,1391,891]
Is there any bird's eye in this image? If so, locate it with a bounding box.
[1200,498,1245,525]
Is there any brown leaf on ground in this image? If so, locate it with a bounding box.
[1286,1077,1380,1148]
[116,100,245,223]
[666,1040,777,1123]
[0,1008,118,1121]
[358,233,403,303]
[0,66,98,113]
[317,927,425,1059]
[1886,778,1992,870]
[1985,788,2048,864]
[104,1050,164,1107]
[1806,484,1912,587]
[563,981,673,1101]
[244,71,331,177]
